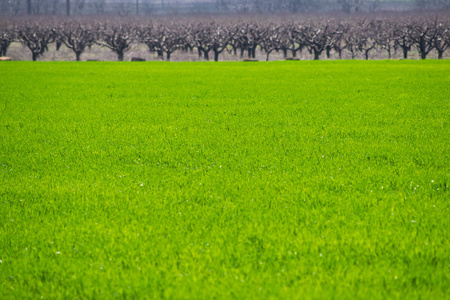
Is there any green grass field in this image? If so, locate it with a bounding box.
[1,61,449,299]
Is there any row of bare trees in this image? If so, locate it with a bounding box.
[1,15,449,61]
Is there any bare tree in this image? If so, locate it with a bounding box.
[192,23,214,60]
[325,23,346,59]
[260,27,277,61]
[332,26,347,59]
[303,21,334,60]
[236,23,267,59]
[343,28,360,59]
[434,21,449,59]
[377,20,396,59]
[152,24,183,60]
[97,24,135,61]
[0,26,15,57]
[139,24,161,59]
[272,25,293,58]
[394,22,414,59]
[409,18,437,59]
[140,24,183,61]
[211,25,234,61]
[260,25,292,61]
[18,24,55,61]
[60,23,95,61]
[355,19,379,60]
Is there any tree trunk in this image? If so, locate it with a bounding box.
[402,47,408,59]
[247,49,252,58]
[266,49,273,61]
[418,39,427,60]
[76,52,81,61]
[117,51,124,61]
[313,49,320,60]
[282,48,287,58]
[166,52,171,60]
[438,50,443,59]
[0,45,8,56]
[214,51,219,62]
[292,49,297,58]
[326,46,331,59]
[198,48,202,57]
[420,50,427,59]
[204,51,209,61]
[32,52,38,61]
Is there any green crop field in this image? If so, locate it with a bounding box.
[1,61,449,299]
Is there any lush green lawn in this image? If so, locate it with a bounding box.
[1,61,449,299]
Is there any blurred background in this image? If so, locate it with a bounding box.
[1,0,450,16]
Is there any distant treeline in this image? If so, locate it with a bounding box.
[1,0,450,16]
